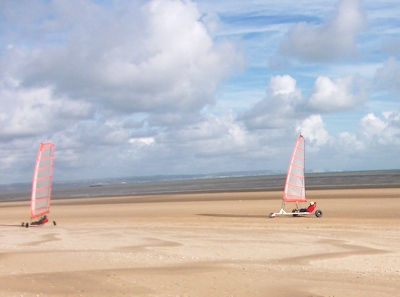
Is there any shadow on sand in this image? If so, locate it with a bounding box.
[0,224,25,227]
[197,213,269,219]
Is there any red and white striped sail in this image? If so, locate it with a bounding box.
[283,134,306,202]
[30,142,54,219]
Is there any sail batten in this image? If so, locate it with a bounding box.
[283,134,306,202]
[30,142,54,219]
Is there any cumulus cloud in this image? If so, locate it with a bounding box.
[269,75,297,95]
[239,75,304,129]
[335,132,365,152]
[302,111,400,171]
[240,73,368,130]
[159,112,257,156]
[1,0,399,184]
[359,113,387,136]
[105,112,263,177]
[373,57,400,93]
[359,111,400,146]
[307,75,368,112]
[0,80,95,141]
[7,0,244,115]
[278,0,366,62]
[296,115,330,149]
[0,0,247,183]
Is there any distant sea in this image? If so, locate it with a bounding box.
[1,170,400,202]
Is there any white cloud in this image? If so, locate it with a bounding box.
[1,0,400,184]
[359,111,400,146]
[269,75,296,95]
[359,113,387,136]
[373,57,400,94]
[0,0,247,183]
[307,75,368,112]
[8,0,244,115]
[161,112,257,155]
[296,115,330,150]
[240,73,368,130]
[0,80,95,141]
[239,75,303,129]
[278,0,366,62]
[129,137,155,146]
[336,131,365,152]
[119,112,264,176]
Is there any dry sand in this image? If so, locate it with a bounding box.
[0,188,399,297]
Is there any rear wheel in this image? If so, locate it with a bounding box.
[292,209,299,217]
[315,209,323,217]
[25,223,29,228]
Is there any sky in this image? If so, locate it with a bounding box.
[1,0,400,184]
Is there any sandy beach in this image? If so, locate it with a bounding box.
[0,188,399,297]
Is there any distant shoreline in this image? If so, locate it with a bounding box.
[1,169,400,202]
[1,185,400,204]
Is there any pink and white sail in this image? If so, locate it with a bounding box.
[282,134,306,203]
[30,142,54,219]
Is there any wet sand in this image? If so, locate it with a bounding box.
[0,188,399,296]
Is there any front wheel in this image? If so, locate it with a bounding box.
[269,213,274,218]
[315,209,323,217]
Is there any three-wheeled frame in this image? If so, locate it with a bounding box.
[269,201,323,218]
[21,216,57,228]
[269,208,323,218]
